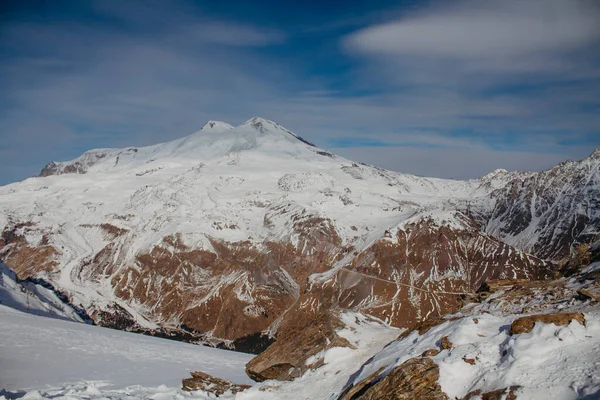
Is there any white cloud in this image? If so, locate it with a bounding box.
[346,0,600,72]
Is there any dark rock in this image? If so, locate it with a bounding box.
[182,370,250,395]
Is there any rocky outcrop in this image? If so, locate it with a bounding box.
[338,357,448,400]
[509,312,585,335]
[245,312,351,381]
[182,370,250,395]
[462,387,519,400]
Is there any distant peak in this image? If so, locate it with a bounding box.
[241,116,277,131]
[200,120,234,131]
[590,147,600,159]
[481,168,508,180]
[240,117,317,147]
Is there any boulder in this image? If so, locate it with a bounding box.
[338,357,448,400]
[509,312,585,335]
[245,312,352,382]
[182,370,250,395]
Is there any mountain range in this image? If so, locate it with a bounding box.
[1,117,598,351]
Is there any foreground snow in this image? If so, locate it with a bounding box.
[344,311,600,399]
[0,303,402,400]
[0,305,252,399]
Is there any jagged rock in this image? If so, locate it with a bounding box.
[439,336,453,350]
[462,386,520,400]
[245,312,352,382]
[421,348,441,357]
[472,148,600,261]
[509,312,585,335]
[338,357,448,400]
[182,370,250,395]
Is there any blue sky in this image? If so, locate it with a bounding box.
[1,0,599,184]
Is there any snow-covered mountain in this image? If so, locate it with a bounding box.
[471,150,600,261]
[0,117,596,349]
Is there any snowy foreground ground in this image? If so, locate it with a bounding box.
[0,305,399,400]
[0,305,252,399]
[2,301,600,399]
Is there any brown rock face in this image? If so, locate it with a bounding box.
[462,386,520,400]
[0,223,58,279]
[509,312,585,335]
[338,357,448,400]
[245,312,352,382]
[182,371,250,395]
[0,211,551,350]
[334,218,550,329]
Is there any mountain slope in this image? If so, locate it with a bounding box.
[471,150,600,261]
[0,118,594,348]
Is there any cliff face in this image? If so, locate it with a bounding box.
[0,118,594,348]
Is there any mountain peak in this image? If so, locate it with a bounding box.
[200,120,234,132]
[241,117,280,132]
[590,147,600,160]
[240,117,317,148]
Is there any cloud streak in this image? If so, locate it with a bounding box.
[346,0,600,72]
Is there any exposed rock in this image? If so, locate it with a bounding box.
[462,357,476,365]
[509,312,585,335]
[421,348,440,357]
[462,386,520,400]
[337,367,386,400]
[576,288,600,303]
[397,317,460,340]
[439,336,453,350]
[338,357,448,400]
[245,312,351,382]
[471,148,600,262]
[182,370,250,395]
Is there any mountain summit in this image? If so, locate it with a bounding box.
[40,118,331,177]
[199,120,234,132]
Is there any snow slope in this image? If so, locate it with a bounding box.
[342,311,600,399]
[0,305,252,399]
[0,261,83,322]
